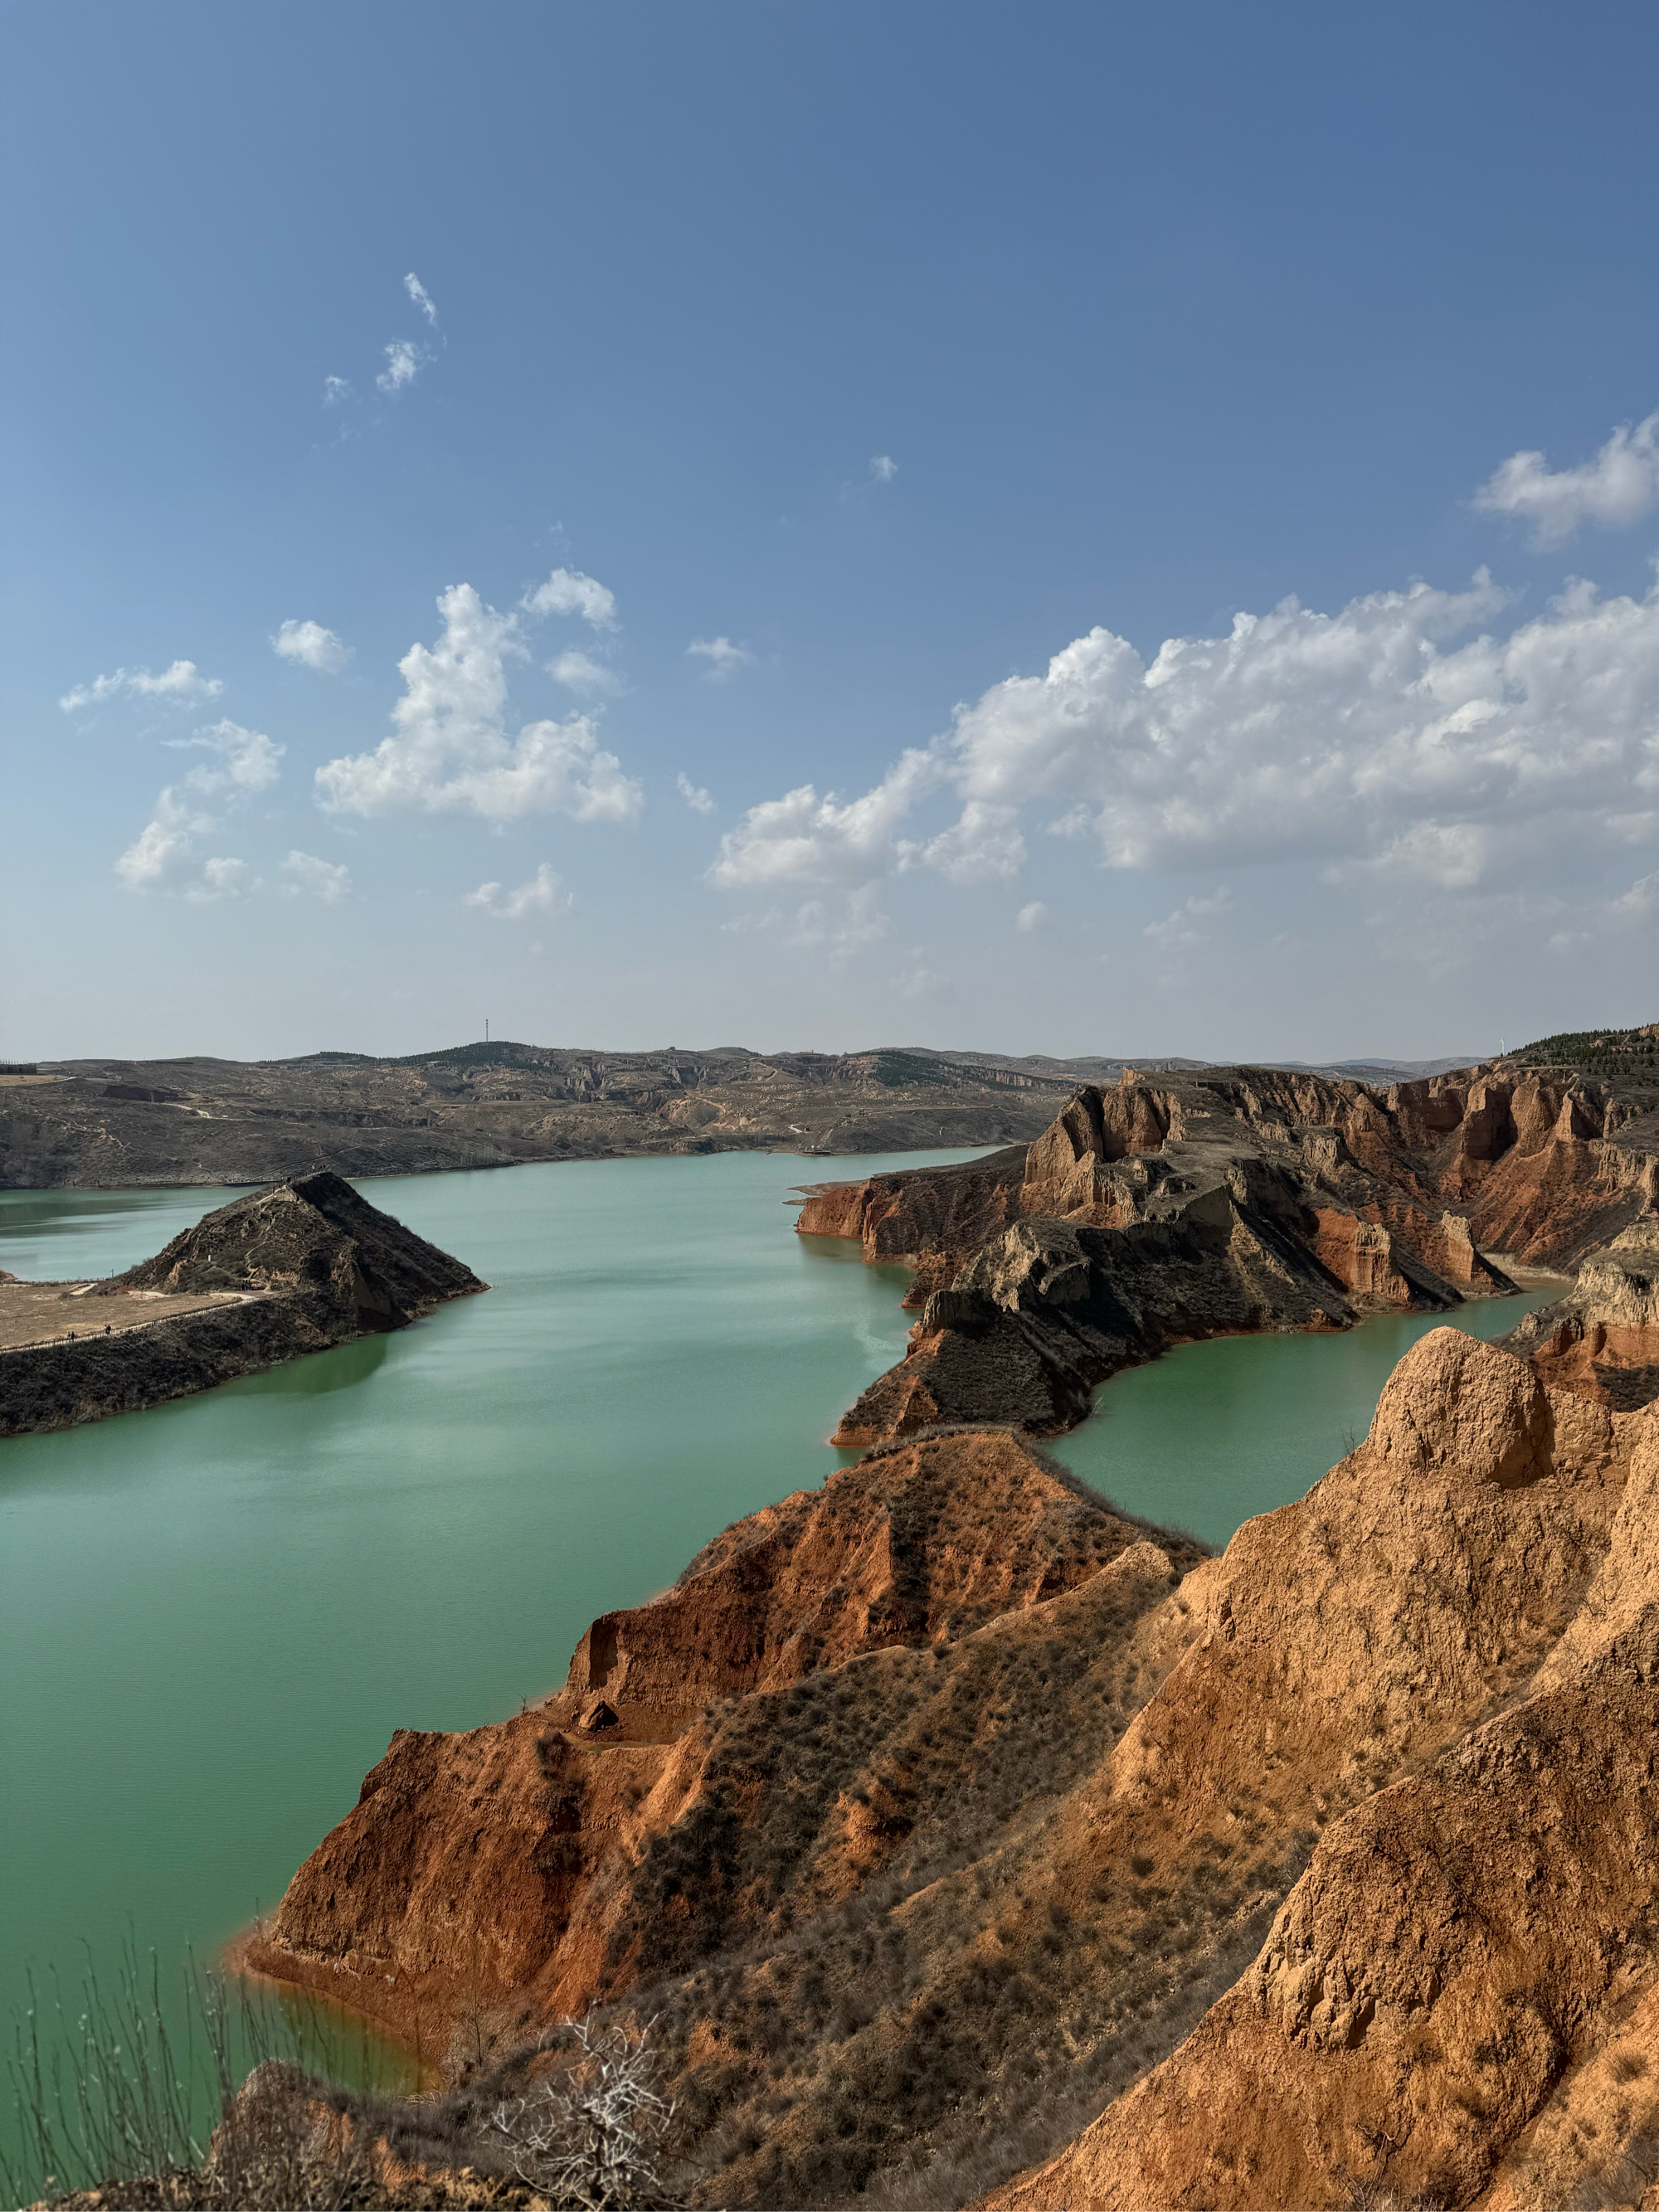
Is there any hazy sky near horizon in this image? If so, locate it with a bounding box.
[6,1,1659,1067]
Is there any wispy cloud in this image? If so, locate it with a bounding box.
[549,649,620,695]
[404,272,439,326]
[677,772,716,814]
[116,720,282,899]
[61,660,221,714]
[280,850,353,902]
[1144,886,1233,955]
[869,455,898,484]
[786,886,890,958]
[272,619,351,674]
[1473,411,1659,546]
[324,375,353,406]
[686,635,754,682]
[315,576,640,824]
[1015,901,1047,933]
[465,863,572,920]
[377,339,427,394]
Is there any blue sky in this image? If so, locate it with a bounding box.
[5,0,1659,1063]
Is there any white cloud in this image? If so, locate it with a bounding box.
[272,619,351,674]
[1474,412,1659,547]
[60,659,222,714]
[324,375,353,406]
[404,272,439,326]
[550,649,620,696]
[713,568,1659,908]
[377,339,427,394]
[870,455,898,484]
[465,863,572,921]
[1015,900,1048,932]
[709,747,941,889]
[912,799,1025,885]
[280,850,353,902]
[687,635,754,681]
[677,771,716,814]
[523,568,618,630]
[1143,886,1233,955]
[786,886,891,958]
[116,720,282,898]
[315,581,641,824]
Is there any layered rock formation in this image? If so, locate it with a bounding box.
[0,1172,484,1436]
[1506,1219,1659,1414]
[810,1062,1659,1444]
[243,1328,1659,2210]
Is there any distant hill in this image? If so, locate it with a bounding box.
[1511,1022,1659,1072]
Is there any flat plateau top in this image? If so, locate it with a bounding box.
[0,1281,250,1351]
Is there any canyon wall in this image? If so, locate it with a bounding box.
[810,1063,1659,1446]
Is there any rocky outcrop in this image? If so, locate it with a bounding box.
[0,1172,484,1436]
[805,1063,1659,1445]
[1506,1218,1659,1413]
[793,1146,1029,1300]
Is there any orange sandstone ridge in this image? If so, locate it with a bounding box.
[241,1066,1659,2208]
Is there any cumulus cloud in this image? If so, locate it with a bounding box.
[377,339,427,394]
[465,863,572,921]
[549,649,619,695]
[61,659,222,714]
[315,580,640,824]
[1016,900,1048,932]
[1474,412,1659,547]
[272,619,351,674]
[280,850,353,902]
[677,771,716,814]
[869,455,898,484]
[523,568,618,630]
[116,720,282,898]
[687,635,754,681]
[712,570,1659,910]
[324,375,353,406]
[404,272,439,326]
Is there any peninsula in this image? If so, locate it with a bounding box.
[0,1170,484,1437]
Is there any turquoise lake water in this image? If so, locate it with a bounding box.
[0,1150,1558,2186]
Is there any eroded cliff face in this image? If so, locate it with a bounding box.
[241,1431,1203,2059]
[1505,1219,1659,1415]
[994,1351,1659,2212]
[810,1063,1659,1446]
[246,1326,1659,2210]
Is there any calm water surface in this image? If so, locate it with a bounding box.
[1051,1286,1559,1546]
[0,1150,1558,2179]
